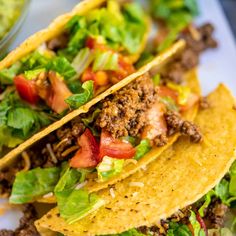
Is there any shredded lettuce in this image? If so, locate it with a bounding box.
[71,48,94,78]
[93,50,119,72]
[121,136,137,147]
[0,93,53,149]
[82,109,101,127]
[20,51,50,71]
[46,56,76,80]
[167,222,192,236]
[24,68,46,80]
[81,108,101,136]
[0,62,21,85]
[55,166,104,224]
[198,190,215,217]
[152,74,161,86]
[134,139,151,161]
[65,80,94,109]
[151,0,198,52]
[159,97,178,112]
[189,211,206,236]
[62,1,147,58]
[9,167,61,204]
[97,156,124,182]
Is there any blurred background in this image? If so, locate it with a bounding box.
[220,0,236,37]
[7,0,236,52]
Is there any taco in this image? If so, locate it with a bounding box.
[0,38,201,225]
[35,84,236,235]
[0,0,150,157]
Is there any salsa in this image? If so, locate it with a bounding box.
[0,0,25,41]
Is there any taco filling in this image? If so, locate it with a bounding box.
[0,55,201,225]
[0,0,148,153]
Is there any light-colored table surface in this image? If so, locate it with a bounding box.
[1,0,236,230]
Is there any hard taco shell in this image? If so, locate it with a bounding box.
[36,84,236,235]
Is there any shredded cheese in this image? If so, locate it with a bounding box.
[109,188,116,198]
[62,146,79,157]
[129,182,144,188]
[43,192,53,198]
[21,151,31,172]
[46,143,58,164]
[75,181,88,190]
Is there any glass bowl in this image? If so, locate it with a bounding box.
[0,0,31,58]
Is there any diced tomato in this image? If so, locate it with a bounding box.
[196,213,208,236]
[158,86,178,103]
[86,37,107,51]
[47,71,72,114]
[110,56,135,83]
[141,101,167,140]
[99,130,136,160]
[14,75,39,105]
[86,37,96,49]
[180,93,199,112]
[81,68,96,83]
[70,129,100,168]
[82,68,109,88]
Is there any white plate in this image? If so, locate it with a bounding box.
[1,0,236,231]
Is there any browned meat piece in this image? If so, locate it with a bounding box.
[0,230,14,236]
[46,33,69,52]
[0,205,39,236]
[204,200,228,229]
[180,48,199,70]
[165,111,183,136]
[165,111,202,142]
[161,23,217,85]
[181,121,202,143]
[96,73,157,138]
[153,134,168,147]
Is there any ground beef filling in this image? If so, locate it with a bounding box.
[0,204,39,236]
[96,73,158,138]
[165,111,202,143]
[161,23,217,84]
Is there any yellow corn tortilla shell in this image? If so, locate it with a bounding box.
[0,0,151,160]
[36,84,236,236]
[0,40,185,170]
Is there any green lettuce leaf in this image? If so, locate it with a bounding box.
[198,190,215,217]
[10,167,61,204]
[20,51,50,71]
[82,109,101,127]
[0,62,21,85]
[93,50,119,72]
[215,179,230,203]
[24,68,46,80]
[167,222,192,236]
[0,93,53,149]
[55,166,104,224]
[189,211,206,236]
[97,156,124,182]
[159,97,178,112]
[46,57,76,80]
[71,47,94,78]
[134,139,151,161]
[65,80,94,109]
